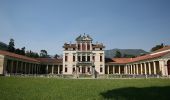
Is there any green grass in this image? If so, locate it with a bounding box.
[0,77,170,100]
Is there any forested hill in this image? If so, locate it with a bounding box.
[0,41,8,50]
[105,49,148,58]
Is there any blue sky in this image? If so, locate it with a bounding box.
[0,0,170,55]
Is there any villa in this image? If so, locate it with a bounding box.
[0,34,170,78]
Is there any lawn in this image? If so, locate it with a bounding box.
[0,77,170,100]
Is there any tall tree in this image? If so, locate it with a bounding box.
[54,54,60,59]
[40,50,48,57]
[150,43,164,52]
[114,50,122,58]
[21,47,26,55]
[8,38,15,52]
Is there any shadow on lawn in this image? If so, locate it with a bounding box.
[100,86,170,100]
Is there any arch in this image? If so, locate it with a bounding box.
[167,60,170,75]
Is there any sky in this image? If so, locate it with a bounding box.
[0,0,170,55]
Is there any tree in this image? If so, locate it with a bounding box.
[20,47,26,55]
[150,43,164,52]
[8,38,15,52]
[54,54,60,59]
[114,50,122,58]
[40,50,48,58]
[123,54,136,58]
[15,48,21,54]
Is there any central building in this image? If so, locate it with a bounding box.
[63,34,105,76]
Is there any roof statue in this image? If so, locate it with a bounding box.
[75,33,93,41]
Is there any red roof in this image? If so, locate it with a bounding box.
[152,46,170,53]
[0,50,39,62]
[36,58,62,64]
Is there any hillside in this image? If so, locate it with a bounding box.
[0,42,8,50]
[105,49,148,58]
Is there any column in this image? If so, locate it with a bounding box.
[153,61,156,74]
[133,65,135,74]
[144,63,147,75]
[136,64,139,75]
[140,63,143,75]
[113,66,115,74]
[29,63,31,74]
[58,65,60,74]
[16,61,18,74]
[118,65,120,74]
[10,60,13,74]
[21,62,23,73]
[52,65,54,74]
[46,65,48,74]
[148,62,151,75]
[107,65,109,74]
[130,65,132,74]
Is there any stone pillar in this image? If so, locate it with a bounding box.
[52,65,54,74]
[144,63,147,75]
[130,65,132,74]
[148,62,151,75]
[107,65,109,74]
[136,64,139,75]
[29,63,31,74]
[24,63,26,74]
[10,60,13,74]
[119,66,120,74]
[133,65,135,74]
[140,63,143,75]
[46,65,48,74]
[21,62,23,73]
[16,61,18,74]
[113,66,115,74]
[58,65,60,74]
[153,61,156,75]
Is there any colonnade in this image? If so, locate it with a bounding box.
[46,65,62,74]
[105,60,169,76]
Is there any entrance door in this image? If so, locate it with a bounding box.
[167,60,170,75]
[82,67,85,73]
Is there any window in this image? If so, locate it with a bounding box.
[100,54,103,62]
[73,48,75,50]
[100,67,103,72]
[92,56,95,61]
[78,56,81,62]
[87,44,90,50]
[87,56,90,61]
[82,43,86,50]
[65,67,67,72]
[78,44,80,50]
[100,48,102,50]
[65,48,68,50]
[73,55,75,62]
[65,55,68,62]
[73,67,75,72]
[82,56,86,61]
[88,67,90,72]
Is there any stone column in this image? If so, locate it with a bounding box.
[52,65,54,74]
[113,65,115,74]
[10,60,13,74]
[140,63,143,75]
[16,61,18,74]
[133,65,135,74]
[46,65,48,74]
[119,65,120,74]
[21,62,23,73]
[107,65,109,74]
[130,65,132,74]
[144,63,147,75]
[136,64,139,75]
[58,65,60,74]
[148,62,151,75]
[153,61,156,75]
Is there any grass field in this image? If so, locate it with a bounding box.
[0,77,170,100]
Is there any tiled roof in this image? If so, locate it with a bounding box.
[0,50,39,62]
[36,58,62,64]
[106,58,131,64]
[152,46,170,53]
[92,44,105,48]
[63,43,76,48]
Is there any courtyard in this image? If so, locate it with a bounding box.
[0,77,170,100]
